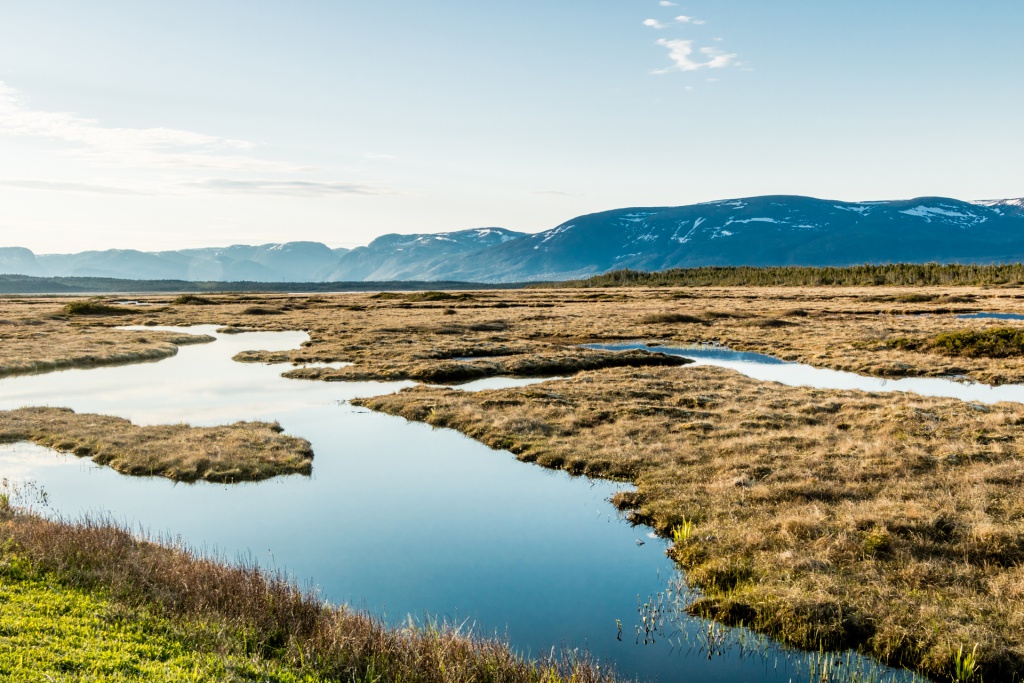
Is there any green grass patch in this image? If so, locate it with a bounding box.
[890,327,1024,358]
[0,560,320,683]
[405,291,475,302]
[63,302,133,316]
[172,294,216,305]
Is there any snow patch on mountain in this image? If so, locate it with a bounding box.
[901,206,972,219]
[975,198,1024,209]
[726,217,779,225]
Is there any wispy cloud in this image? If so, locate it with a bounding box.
[0,178,151,195]
[185,179,391,197]
[659,1,678,6]
[529,190,583,197]
[653,39,738,73]
[647,15,707,29]
[0,81,314,173]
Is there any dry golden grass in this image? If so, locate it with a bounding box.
[355,368,1024,681]
[5,286,1024,385]
[0,407,313,482]
[0,297,213,377]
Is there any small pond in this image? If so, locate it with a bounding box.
[0,327,922,682]
[589,343,1024,405]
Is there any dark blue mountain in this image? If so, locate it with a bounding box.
[2,196,1022,283]
[432,196,1024,282]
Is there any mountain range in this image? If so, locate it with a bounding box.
[3,195,1023,284]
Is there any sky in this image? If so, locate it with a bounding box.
[0,0,1022,253]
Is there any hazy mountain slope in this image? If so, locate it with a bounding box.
[0,247,45,277]
[324,228,525,281]
[24,242,349,282]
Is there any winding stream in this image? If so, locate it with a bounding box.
[0,327,924,682]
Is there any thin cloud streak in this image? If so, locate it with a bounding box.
[529,190,583,197]
[185,179,394,197]
[0,178,151,195]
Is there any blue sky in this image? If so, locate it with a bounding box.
[1,0,1021,252]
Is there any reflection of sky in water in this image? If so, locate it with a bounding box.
[0,326,411,426]
[957,312,1024,321]
[0,327,923,682]
[590,343,1024,405]
[444,376,560,392]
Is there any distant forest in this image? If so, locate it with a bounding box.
[8,263,1024,294]
[546,264,1024,288]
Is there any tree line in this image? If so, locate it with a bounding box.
[544,263,1024,288]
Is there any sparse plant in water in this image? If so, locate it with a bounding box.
[672,519,695,545]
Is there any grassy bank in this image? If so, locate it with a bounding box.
[355,366,1024,682]
[0,407,313,482]
[0,503,618,683]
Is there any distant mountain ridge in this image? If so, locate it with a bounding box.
[3,195,1023,283]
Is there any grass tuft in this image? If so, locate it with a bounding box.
[63,301,132,316]
[172,294,217,305]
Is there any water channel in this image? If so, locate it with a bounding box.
[589,342,1024,404]
[0,326,927,682]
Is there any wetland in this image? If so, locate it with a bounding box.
[4,285,1024,681]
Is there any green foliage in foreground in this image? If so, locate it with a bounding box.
[548,263,1024,288]
[0,557,320,683]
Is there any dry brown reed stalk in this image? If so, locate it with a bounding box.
[0,407,313,482]
[0,509,621,683]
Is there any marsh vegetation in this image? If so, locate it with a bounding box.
[5,286,1024,680]
[354,365,1024,680]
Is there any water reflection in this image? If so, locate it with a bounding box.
[589,343,1024,405]
[957,312,1024,321]
[0,327,921,682]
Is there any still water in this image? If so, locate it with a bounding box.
[0,327,922,682]
[589,342,1024,405]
